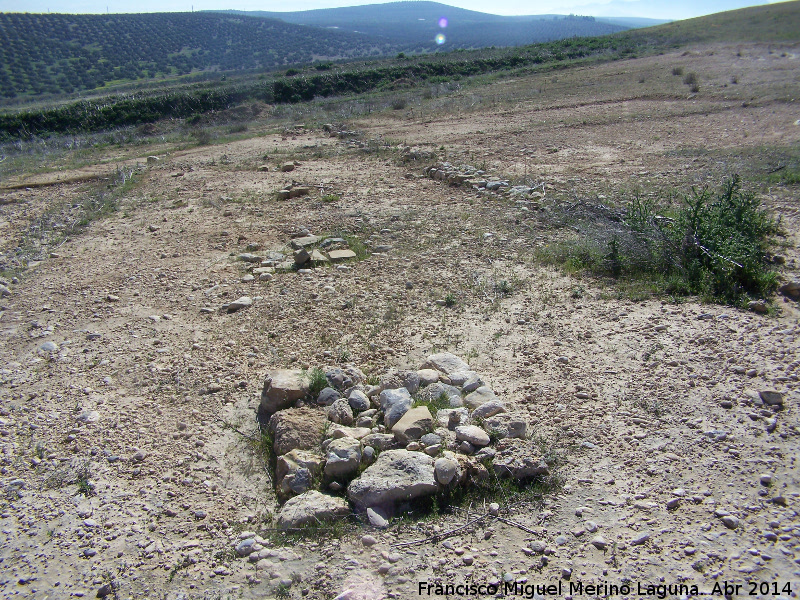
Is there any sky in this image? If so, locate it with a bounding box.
[0,0,786,20]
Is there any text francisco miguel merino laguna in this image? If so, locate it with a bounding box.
[415,579,780,598]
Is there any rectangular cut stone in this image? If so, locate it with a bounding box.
[328,249,357,262]
[290,235,320,249]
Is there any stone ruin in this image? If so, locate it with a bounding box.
[258,353,551,531]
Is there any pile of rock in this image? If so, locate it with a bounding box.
[237,232,357,275]
[424,162,544,202]
[259,353,547,530]
[399,146,437,163]
[322,123,359,139]
[275,183,312,200]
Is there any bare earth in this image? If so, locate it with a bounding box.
[0,42,799,599]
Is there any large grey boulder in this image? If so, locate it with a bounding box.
[348,449,439,508]
[276,491,350,530]
[483,414,526,440]
[464,386,499,411]
[448,370,479,387]
[317,387,340,406]
[436,408,469,429]
[422,352,470,375]
[471,399,506,419]
[381,370,421,396]
[760,390,784,407]
[361,433,398,451]
[327,397,354,426]
[392,406,434,444]
[379,387,413,428]
[269,407,326,455]
[455,425,490,447]
[347,390,370,412]
[324,437,362,478]
[434,457,459,486]
[275,450,323,501]
[261,370,309,414]
[417,369,440,386]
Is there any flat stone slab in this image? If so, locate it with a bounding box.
[290,235,320,249]
[227,296,252,313]
[276,491,349,530]
[328,249,357,262]
[423,352,470,375]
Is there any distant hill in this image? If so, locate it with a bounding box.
[594,17,670,29]
[216,2,632,50]
[563,0,766,21]
[2,0,799,139]
[624,0,800,43]
[0,12,392,100]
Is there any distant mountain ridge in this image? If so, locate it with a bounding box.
[212,2,654,50]
[2,0,798,136]
[0,2,652,101]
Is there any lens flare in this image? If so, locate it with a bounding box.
[438,17,448,28]
[435,33,446,45]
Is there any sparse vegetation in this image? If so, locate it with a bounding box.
[391,97,408,110]
[537,176,778,305]
[304,367,328,399]
[342,235,371,261]
[413,392,452,417]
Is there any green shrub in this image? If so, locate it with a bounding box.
[538,176,777,305]
[672,175,777,303]
[304,367,328,399]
